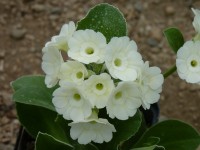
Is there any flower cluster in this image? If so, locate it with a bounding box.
[41,21,164,144]
[176,8,200,84]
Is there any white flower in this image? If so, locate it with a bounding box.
[192,8,200,34]
[69,111,116,144]
[106,82,142,120]
[68,29,107,64]
[41,46,64,88]
[176,40,200,83]
[137,61,164,109]
[83,73,114,109]
[45,21,76,51]
[59,61,88,86]
[105,37,143,81]
[52,83,92,121]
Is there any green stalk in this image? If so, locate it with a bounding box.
[163,65,177,79]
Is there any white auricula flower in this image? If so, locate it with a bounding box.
[52,83,92,121]
[68,29,107,64]
[59,61,88,86]
[192,8,200,34]
[83,73,114,109]
[105,36,143,81]
[44,21,76,52]
[106,82,142,120]
[176,40,200,83]
[69,111,116,144]
[137,61,164,109]
[42,46,64,88]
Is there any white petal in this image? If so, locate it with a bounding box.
[68,29,107,64]
[105,36,143,81]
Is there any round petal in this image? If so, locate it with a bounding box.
[68,29,107,64]
[45,21,76,51]
[105,36,143,81]
[83,73,115,108]
[52,83,92,121]
[136,61,164,110]
[59,61,88,85]
[69,118,116,144]
[106,82,142,120]
[176,41,200,83]
[41,46,64,88]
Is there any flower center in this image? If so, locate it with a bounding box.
[76,71,83,79]
[115,91,122,100]
[96,83,103,90]
[85,47,94,55]
[73,93,81,101]
[191,60,198,67]
[114,58,122,67]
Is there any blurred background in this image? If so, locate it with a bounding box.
[0,0,200,149]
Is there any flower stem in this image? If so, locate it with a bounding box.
[163,65,177,79]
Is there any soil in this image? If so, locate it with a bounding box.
[0,0,200,149]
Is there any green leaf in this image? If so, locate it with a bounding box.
[97,110,142,150]
[133,120,200,150]
[163,27,184,53]
[16,103,70,143]
[11,75,49,91]
[77,3,127,42]
[35,132,73,150]
[12,75,56,111]
[73,143,98,150]
[131,137,165,150]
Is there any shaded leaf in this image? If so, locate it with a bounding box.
[163,27,184,53]
[16,103,70,143]
[35,132,73,150]
[132,120,200,150]
[131,137,165,150]
[12,75,56,111]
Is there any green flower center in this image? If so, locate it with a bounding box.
[73,93,81,101]
[96,83,103,90]
[114,58,122,67]
[85,47,94,55]
[191,60,198,67]
[115,91,122,100]
[76,71,83,79]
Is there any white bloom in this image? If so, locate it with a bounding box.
[106,82,142,120]
[137,61,164,109]
[42,46,64,88]
[68,29,107,64]
[69,112,116,144]
[192,8,200,34]
[176,40,200,83]
[105,37,143,81]
[52,83,92,121]
[59,61,88,86]
[45,21,76,51]
[83,73,114,109]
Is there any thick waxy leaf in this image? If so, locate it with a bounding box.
[12,75,56,111]
[164,27,184,53]
[132,120,200,150]
[16,103,70,143]
[77,3,127,42]
[131,137,164,150]
[35,133,73,150]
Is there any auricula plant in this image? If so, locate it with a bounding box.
[11,3,200,150]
